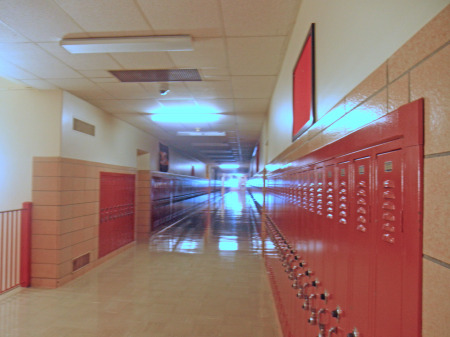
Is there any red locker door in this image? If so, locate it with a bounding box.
[374,150,403,337]
[329,161,351,329]
[348,155,374,335]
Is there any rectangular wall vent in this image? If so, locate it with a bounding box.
[73,253,90,272]
[73,118,95,136]
[110,69,201,82]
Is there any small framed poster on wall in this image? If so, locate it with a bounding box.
[292,23,315,141]
[159,143,169,172]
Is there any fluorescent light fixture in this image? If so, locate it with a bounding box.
[60,35,193,54]
[151,113,220,123]
[219,164,240,169]
[177,131,226,136]
[151,105,219,115]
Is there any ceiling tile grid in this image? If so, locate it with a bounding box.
[0,0,300,166]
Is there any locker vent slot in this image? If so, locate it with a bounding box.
[73,118,95,136]
[110,69,201,82]
[72,253,90,272]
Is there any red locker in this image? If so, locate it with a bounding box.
[99,172,135,258]
[254,100,423,337]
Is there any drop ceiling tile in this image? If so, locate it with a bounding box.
[141,82,193,99]
[0,57,37,80]
[47,78,100,91]
[221,0,300,37]
[236,115,265,125]
[169,38,227,69]
[0,0,83,42]
[157,99,197,109]
[78,70,115,78]
[55,0,151,32]
[111,52,175,70]
[97,82,151,99]
[185,81,232,99]
[137,0,223,37]
[0,21,29,43]
[234,98,269,113]
[199,68,230,78]
[90,77,120,83]
[20,79,58,90]
[70,88,113,100]
[38,42,121,70]
[0,43,82,79]
[231,76,277,99]
[227,37,286,75]
[91,99,161,114]
[195,99,234,113]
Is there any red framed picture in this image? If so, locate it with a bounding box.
[292,23,315,141]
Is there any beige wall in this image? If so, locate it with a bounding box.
[0,87,62,210]
[263,6,449,337]
[0,88,207,211]
[267,0,448,162]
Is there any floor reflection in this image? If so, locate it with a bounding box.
[149,190,264,256]
[0,190,281,337]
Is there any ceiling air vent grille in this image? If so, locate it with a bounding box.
[110,69,201,82]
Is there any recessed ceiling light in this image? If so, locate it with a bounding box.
[61,35,193,54]
[151,114,221,123]
[176,131,226,136]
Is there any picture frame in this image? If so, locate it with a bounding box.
[292,23,315,141]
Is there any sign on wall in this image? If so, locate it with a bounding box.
[159,143,169,172]
[292,23,315,141]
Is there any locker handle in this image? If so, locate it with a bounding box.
[383,179,395,188]
[308,309,317,325]
[382,212,395,221]
[356,207,367,214]
[347,328,360,337]
[382,223,395,232]
[328,327,338,337]
[382,201,395,210]
[356,198,367,205]
[317,308,327,325]
[356,224,367,232]
[382,233,395,244]
[356,189,367,196]
[357,215,367,224]
[358,180,367,187]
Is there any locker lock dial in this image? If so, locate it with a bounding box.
[312,279,320,287]
[299,261,307,267]
[305,269,313,277]
[347,328,360,337]
[331,306,343,321]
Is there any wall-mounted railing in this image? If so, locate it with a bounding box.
[0,202,32,294]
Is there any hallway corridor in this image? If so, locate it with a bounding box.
[0,192,282,337]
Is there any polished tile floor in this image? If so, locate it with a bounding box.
[0,191,282,337]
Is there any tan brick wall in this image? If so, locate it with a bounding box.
[32,157,137,288]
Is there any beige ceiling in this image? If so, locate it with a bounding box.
[0,0,301,166]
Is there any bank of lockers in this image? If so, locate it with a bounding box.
[248,99,423,337]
